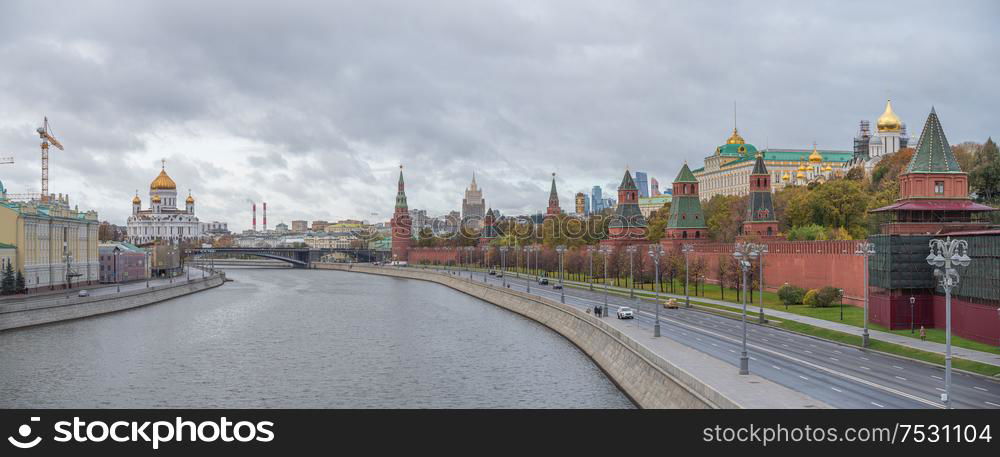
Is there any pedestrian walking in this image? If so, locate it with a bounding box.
[919,325,926,341]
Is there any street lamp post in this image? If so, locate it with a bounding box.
[839,288,845,321]
[910,296,916,334]
[524,246,531,293]
[556,245,566,304]
[534,247,540,282]
[681,244,694,308]
[927,237,971,409]
[854,240,876,346]
[626,245,637,299]
[648,245,665,338]
[499,246,508,288]
[732,242,760,375]
[481,245,489,283]
[754,243,768,322]
[600,246,612,317]
[587,246,595,291]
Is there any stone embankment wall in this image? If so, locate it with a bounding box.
[0,274,226,331]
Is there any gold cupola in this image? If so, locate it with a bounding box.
[808,145,823,163]
[782,171,790,181]
[132,194,141,204]
[186,193,195,204]
[726,127,745,145]
[151,194,162,203]
[876,99,902,133]
[150,160,177,190]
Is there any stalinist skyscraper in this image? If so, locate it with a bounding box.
[461,173,486,227]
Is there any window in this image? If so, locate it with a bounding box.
[934,181,944,194]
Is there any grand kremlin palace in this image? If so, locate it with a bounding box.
[693,128,853,200]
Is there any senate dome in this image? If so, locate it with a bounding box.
[876,99,902,133]
[726,128,745,145]
[150,168,177,190]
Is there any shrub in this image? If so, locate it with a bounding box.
[803,289,819,307]
[816,286,843,308]
[777,284,806,306]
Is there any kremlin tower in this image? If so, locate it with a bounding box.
[390,166,412,263]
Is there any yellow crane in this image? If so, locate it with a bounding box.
[36,117,63,203]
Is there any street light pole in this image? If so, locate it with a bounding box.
[600,246,612,317]
[854,241,875,348]
[626,245,636,299]
[587,246,595,291]
[755,243,768,322]
[648,245,665,338]
[732,242,759,375]
[556,245,566,303]
[500,246,508,288]
[681,244,694,308]
[910,295,916,334]
[524,246,531,293]
[927,236,971,409]
[481,245,489,283]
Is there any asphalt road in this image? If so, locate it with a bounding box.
[0,267,203,307]
[430,267,1000,409]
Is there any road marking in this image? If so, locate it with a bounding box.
[860,357,869,361]
[895,376,907,381]
[871,402,885,408]
[830,357,839,361]
[728,349,736,353]
[772,365,781,370]
[834,350,843,354]
[893,365,904,370]
[987,402,1000,408]
[750,357,758,361]
[711,343,719,347]
[931,375,942,380]
[974,386,988,392]
[762,338,769,342]
[936,388,946,392]
[781,344,788,348]
[831,387,843,393]
[804,350,813,354]
[799,375,809,381]
[810,344,817,348]
[860,366,870,370]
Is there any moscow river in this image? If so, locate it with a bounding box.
[0,268,632,408]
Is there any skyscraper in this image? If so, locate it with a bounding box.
[461,173,485,226]
[583,193,590,215]
[575,192,587,215]
[634,171,649,198]
[650,177,660,196]
[591,186,603,213]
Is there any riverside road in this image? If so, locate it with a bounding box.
[426,266,1000,409]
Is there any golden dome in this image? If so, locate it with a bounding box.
[822,164,833,172]
[808,145,823,162]
[796,170,806,179]
[876,99,902,132]
[186,194,195,204]
[726,128,745,145]
[781,172,790,181]
[132,195,141,204]
[151,195,161,203]
[798,160,808,171]
[150,168,177,190]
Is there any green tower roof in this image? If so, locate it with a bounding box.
[673,163,698,183]
[906,107,963,174]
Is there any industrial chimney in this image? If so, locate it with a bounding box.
[263,202,267,232]
[252,203,257,233]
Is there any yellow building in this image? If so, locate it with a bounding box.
[0,193,100,291]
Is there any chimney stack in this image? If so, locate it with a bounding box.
[263,202,267,232]
[252,203,257,233]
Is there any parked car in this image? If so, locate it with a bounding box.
[78,290,90,297]
[538,278,549,285]
[552,283,563,290]
[617,307,634,319]
[497,272,503,278]
[489,270,497,276]
[665,298,679,309]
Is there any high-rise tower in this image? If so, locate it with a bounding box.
[390,166,412,262]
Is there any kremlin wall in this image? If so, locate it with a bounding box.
[392,107,1000,346]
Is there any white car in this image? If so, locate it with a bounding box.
[616,307,634,319]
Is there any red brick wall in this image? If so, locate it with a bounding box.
[932,295,1000,346]
[669,240,867,305]
[407,247,460,265]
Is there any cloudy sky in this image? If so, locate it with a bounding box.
[0,1,997,230]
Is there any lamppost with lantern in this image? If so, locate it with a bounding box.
[499,246,508,288]
[556,245,567,303]
[732,242,761,375]
[855,241,875,347]
[587,246,596,291]
[523,246,532,293]
[927,236,971,409]
[480,245,490,282]
[681,244,694,308]
[626,245,637,299]
[600,245,612,317]
[909,295,916,334]
[648,244,665,338]
[750,242,768,322]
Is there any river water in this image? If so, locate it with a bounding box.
[0,268,632,408]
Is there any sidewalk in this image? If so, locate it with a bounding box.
[545,275,1000,367]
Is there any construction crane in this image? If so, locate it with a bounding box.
[36,117,63,203]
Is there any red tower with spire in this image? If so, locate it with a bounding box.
[545,172,561,218]
[390,165,412,263]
